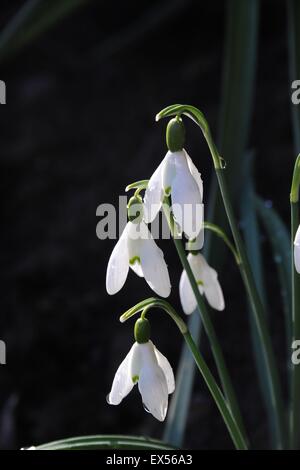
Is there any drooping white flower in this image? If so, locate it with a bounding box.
[107,340,175,421]
[294,225,300,273]
[106,220,171,297]
[179,253,225,314]
[143,149,203,239]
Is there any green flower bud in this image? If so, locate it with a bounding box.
[127,195,143,223]
[166,116,185,152]
[134,317,151,344]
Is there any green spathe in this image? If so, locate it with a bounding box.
[166,116,185,152]
[134,317,151,344]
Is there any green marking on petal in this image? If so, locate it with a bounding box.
[197,280,204,286]
[132,375,139,384]
[129,256,141,265]
[164,186,171,196]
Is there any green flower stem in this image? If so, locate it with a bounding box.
[162,199,248,445]
[121,298,248,450]
[290,154,300,449]
[157,104,285,449]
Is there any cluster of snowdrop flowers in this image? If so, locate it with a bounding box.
[106,116,225,421]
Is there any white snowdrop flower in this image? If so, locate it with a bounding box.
[107,318,175,422]
[179,253,225,314]
[106,199,171,298]
[294,224,300,273]
[143,117,203,239]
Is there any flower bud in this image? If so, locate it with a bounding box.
[166,116,185,152]
[127,195,143,223]
[134,317,151,344]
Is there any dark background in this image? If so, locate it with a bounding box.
[0,0,295,449]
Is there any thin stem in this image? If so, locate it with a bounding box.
[290,155,300,448]
[162,199,248,445]
[121,297,248,450]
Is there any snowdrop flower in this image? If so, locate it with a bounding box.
[106,196,171,297]
[294,225,300,273]
[143,117,203,239]
[107,318,175,421]
[180,253,225,314]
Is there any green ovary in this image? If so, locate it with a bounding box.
[129,256,141,265]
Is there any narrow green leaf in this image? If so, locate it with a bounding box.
[240,154,277,445]
[28,435,176,450]
[287,0,300,152]
[0,0,91,62]
[255,196,292,356]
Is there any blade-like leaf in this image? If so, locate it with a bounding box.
[0,0,91,63]
[287,0,300,152]
[25,435,176,450]
[240,153,277,445]
[255,196,292,349]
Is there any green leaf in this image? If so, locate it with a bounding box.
[0,0,91,63]
[27,435,176,450]
[287,0,300,152]
[255,196,292,349]
[240,153,276,444]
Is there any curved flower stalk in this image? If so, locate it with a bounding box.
[143,119,203,239]
[107,338,175,422]
[179,252,225,314]
[106,198,171,298]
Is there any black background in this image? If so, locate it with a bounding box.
[0,0,295,450]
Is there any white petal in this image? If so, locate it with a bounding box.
[139,222,171,297]
[127,221,145,277]
[188,252,203,281]
[129,342,142,380]
[153,343,175,394]
[162,151,176,194]
[179,268,197,315]
[107,344,136,405]
[143,158,165,223]
[294,245,300,274]
[171,152,203,239]
[138,342,169,421]
[106,224,129,295]
[196,253,225,311]
[294,225,300,273]
[184,149,203,200]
